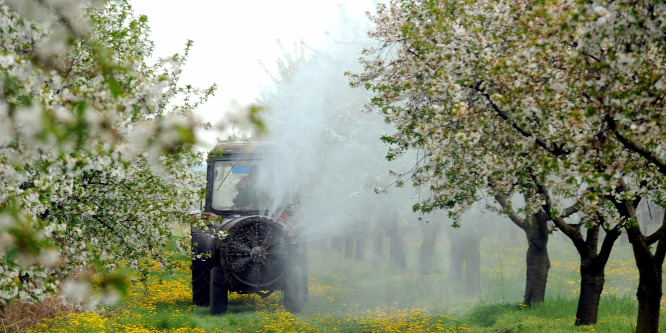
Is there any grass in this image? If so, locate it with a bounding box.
[23,231,666,332]
[465,296,640,332]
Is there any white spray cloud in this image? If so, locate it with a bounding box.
[254,2,420,241]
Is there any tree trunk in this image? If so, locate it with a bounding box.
[575,265,605,325]
[344,233,354,259]
[354,233,366,262]
[630,226,663,333]
[635,272,662,333]
[373,232,384,267]
[331,234,344,252]
[495,194,551,306]
[613,198,666,333]
[572,225,620,326]
[573,228,620,325]
[465,236,481,297]
[388,228,407,270]
[448,231,464,283]
[523,212,550,306]
[447,227,482,295]
[534,183,621,326]
[418,222,440,275]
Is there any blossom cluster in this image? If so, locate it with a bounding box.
[0,0,213,305]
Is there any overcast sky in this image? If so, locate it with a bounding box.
[129,0,377,143]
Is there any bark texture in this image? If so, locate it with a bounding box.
[576,268,605,325]
[495,194,551,306]
[523,214,550,306]
[574,225,620,325]
[612,198,666,333]
[535,182,620,325]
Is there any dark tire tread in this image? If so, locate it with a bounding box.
[283,264,307,313]
[192,232,214,306]
[210,267,228,315]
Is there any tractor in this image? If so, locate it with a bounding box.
[191,142,308,314]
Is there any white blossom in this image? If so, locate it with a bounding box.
[0,0,216,306]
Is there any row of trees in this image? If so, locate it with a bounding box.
[0,0,219,308]
[349,1,666,332]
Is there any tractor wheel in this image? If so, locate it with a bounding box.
[298,246,309,304]
[283,264,306,313]
[301,264,309,304]
[191,232,214,306]
[210,267,228,315]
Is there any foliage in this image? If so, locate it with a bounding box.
[0,0,214,306]
[348,0,666,221]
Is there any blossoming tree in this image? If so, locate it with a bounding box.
[349,0,665,331]
[349,0,581,309]
[0,0,216,308]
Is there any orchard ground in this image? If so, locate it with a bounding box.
[20,227,664,333]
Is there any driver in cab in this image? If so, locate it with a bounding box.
[233,167,258,209]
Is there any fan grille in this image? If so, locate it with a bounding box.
[225,219,289,287]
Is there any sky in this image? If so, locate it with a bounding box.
[129,0,377,146]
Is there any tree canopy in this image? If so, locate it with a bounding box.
[0,0,214,306]
[350,0,665,218]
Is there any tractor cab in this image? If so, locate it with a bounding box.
[205,142,299,219]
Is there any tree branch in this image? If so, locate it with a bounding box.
[595,213,621,269]
[645,212,666,246]
[494,193,527,229]
[535,182,586,252]
[609,197,655,264]
[581,52,601,63]
[561,200,582,219]
[469,86,571,156]
[655,212,666,266]
[93,214,115,234]
[605,114,666,175]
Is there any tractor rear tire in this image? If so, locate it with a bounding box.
[283,265,306,313]
[191,232,214,306]
[210,267,228,315]
[298,246,309,304]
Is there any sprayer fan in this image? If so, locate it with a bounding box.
[225,219,289,287]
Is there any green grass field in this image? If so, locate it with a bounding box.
[27,231,664,332]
